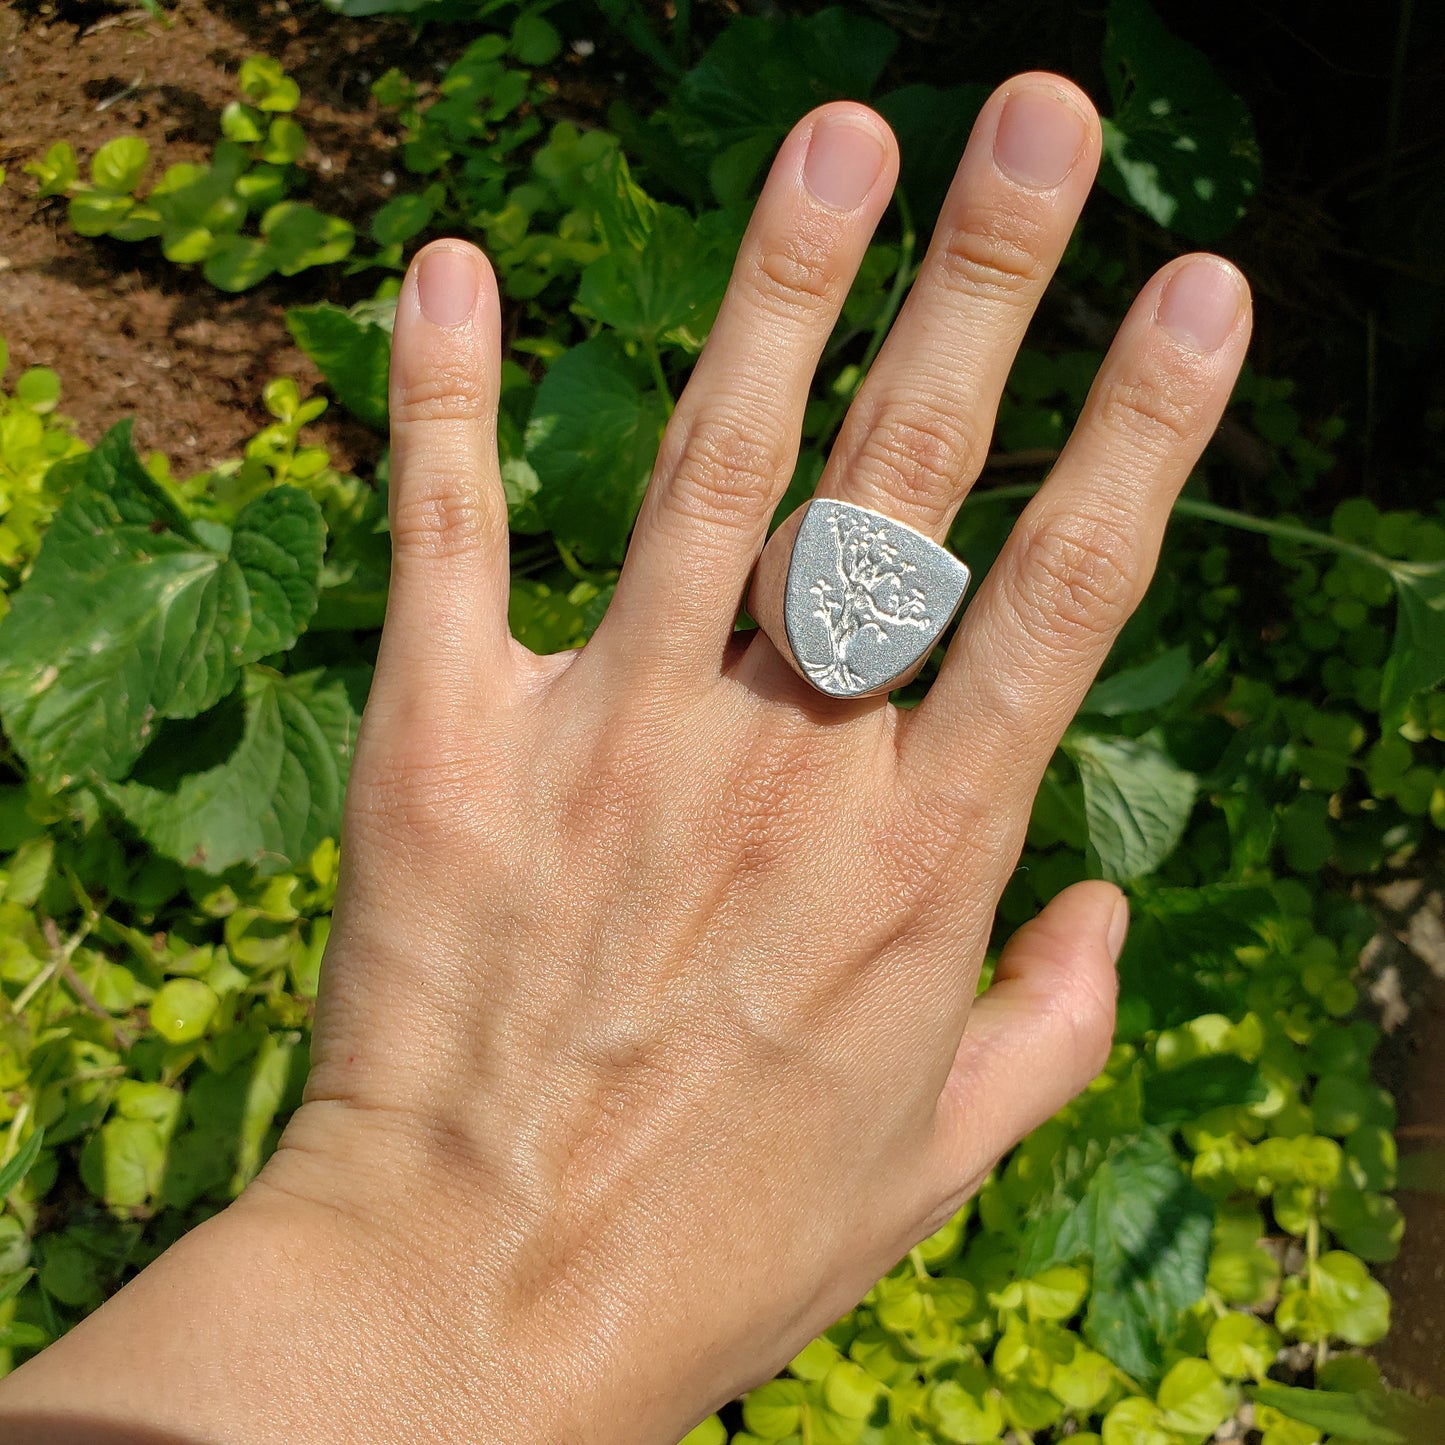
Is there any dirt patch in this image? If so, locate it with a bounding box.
[0,0,428,472]
[1366,870,1445,1396]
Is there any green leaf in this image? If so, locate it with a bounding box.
[930,1376,1005,1444]
[149,978,220,1044]
[220,101,265,144]
[24,140,80,197]
[821,1361,880,1420]
[68,191,135,237]
[0,423,323,790]
[1098,0,1261,241]
[1100,1397,1174,1445]
[91,136,150,194]
[260,202,355,275]
[1121,883,1275,1027]
[79,1116,169,1209]
[1020,1129,1213,1385]
[1312,1249,1391,1345]
[16,367,62,414]
[1049,1346,1114,1412]
[286,302,392,431]
[0,1129,45,1199]
[204,235,277,291]
[1157,1357,1239,1436]
[238,56,301,113]
[368,191,435,247]
[1252,1385,1445,1445]
[510,13,561,65]
[526,335,667,565]
[742,1379,807,1439]
[1063,729,1198,883]
[875,84,990,234]
[1022,1264,1089,1321]
[1379,561,1445,722]
[1206,1312,1279,1380]
[260,117,307,166]
[664,7,898,202]
[1144,1054,1266,1124]
[162,224,216,263]
[1081,646,1193,716]
[107,667,359,874]
[578,155,734,348]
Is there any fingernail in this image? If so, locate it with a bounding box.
[803,115,887,211]
[1107,896,1130,964]
[993,87,1087,190]
[416,245,480,328]
[1155,258,1246,353]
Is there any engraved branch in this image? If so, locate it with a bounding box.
[803,511,932,693]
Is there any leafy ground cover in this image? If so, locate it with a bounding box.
[1,1,1443,1441]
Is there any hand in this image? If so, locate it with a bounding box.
[0,74,1249,1445]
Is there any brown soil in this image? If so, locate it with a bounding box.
[0,0,426,473]
[1366,872,1445,1397]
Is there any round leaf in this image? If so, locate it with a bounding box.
[15,367,61,415]
[67,191,134,237]
[368,191,435,247]
[261,117,307,166]
[742,1379,807,1440]
[1314,1250,1391,1345]
[220,102,264,144]
[91,135,150,194]
[821,1360,880,1420]
[1206,1312,1279,1379]
[150,977,219,1043]
[1024,1264,1089,1321]
[204,235,277,292]
[1101,1396,1174,1445]
[510,13,562,64]
[1050,1346,1115,1411]
[929,1378,1004,1444]
[1157,1357,1238,1437]
[239,55,301,112]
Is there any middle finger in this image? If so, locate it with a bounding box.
[811,74,1100,538]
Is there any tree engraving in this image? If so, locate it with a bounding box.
[799,509,932,693]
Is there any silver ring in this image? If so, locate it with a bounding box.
[747,499,972,699]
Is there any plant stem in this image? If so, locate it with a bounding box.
[816,188,917,446]
[908,1247,929,1280]
[970,485,1399,573]
[643,336,674,417]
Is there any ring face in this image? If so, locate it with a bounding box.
[783,500,971,698]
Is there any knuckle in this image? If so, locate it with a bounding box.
[854,405,979,519]
[555,729,651,852]
[936,204,1049,301]
[1008,510,1140,646]
[390,478,501,562]
[391,355,492,427]
[347,723,489,853]
[1095,370,1202,453]
[1057,964,1118,1082]
[661,410,789,529]
[747,230,839,315]
[884,780,997,914]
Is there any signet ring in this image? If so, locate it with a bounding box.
[747,499,972,700]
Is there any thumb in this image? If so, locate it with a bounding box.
[923,879,1126,1212]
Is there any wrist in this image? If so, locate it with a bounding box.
[0,1149,633,1445]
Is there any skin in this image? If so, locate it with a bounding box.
[0,76,1250,1444]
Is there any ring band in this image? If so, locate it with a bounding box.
[748,499,972,699]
